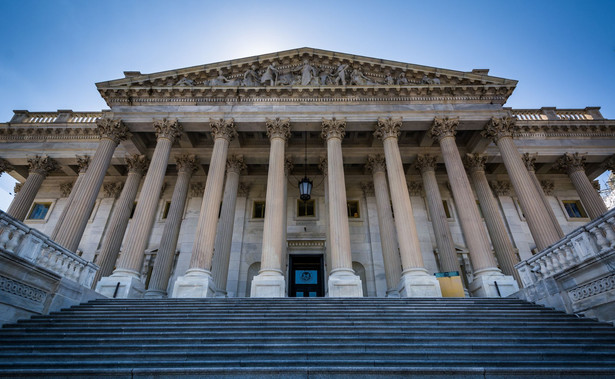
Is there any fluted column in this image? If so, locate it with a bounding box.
[7,156,57,221]
[93,155,148,288]
[522,153,564,238]
[319,157,332,278]
[51,156,90,240]
[415,154,460,274]
[483,117,561,250]
[465,154,522,285]
[431,117,517,297]
[211,155,246,296]
[144,155,199,298]
[366,154,402,295]
[99,119,182,298]
[173,119,237,298]
[251,118,291,297]
[55,118,129,252]
[374,118,440,297]
[281,157,293,281]
[556,152,608,220]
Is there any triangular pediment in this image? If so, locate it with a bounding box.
[96,47,517,106]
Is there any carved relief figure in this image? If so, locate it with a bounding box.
[396,72,408,85]
[175,77,195,86]
[260,63,279,86]
[384,73,395,85]
[422,74,441,85]
[242,65,260,86]
[294,60,317,86]
[333,63,348,86]
[319,67,333,85]
[211,70,230,86]
[350,67,374,85]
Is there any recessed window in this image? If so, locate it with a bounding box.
[297,199,315,217]
[27,202,52,220]
[347,201,360,218]
[161,201,171,219]
[562,200,588,219]
[253,201,266,219]
[442,200,452,219]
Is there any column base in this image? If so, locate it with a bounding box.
[143,289,167,299]
[385,289,401,298]
[470,269,519,297]
[250,270,286,297]
[96,270,145,299]
[171,269,216,298]
[214,289,228,298]
[398,269,442,298]
[327,269,363,297]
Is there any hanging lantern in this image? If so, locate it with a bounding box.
[299,176,312,201]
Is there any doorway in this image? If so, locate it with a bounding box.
[288,254,324,297]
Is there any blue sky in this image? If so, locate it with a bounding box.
[0,0,614,209]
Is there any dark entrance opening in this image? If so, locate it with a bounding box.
[289,254,324,297]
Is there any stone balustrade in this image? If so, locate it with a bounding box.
[0,210,98,288]
[509,107,603,121]
[10,110,102,124]
[516,207,615,287]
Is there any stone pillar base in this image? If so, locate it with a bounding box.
[385,289,401,298]
[398,269,442,298]
[250,271,286,297]
[469,271,519,297]
[214,289,228,298]
[96,271,144,299]
[172,269,216,298]
[327,269,363,297]
[143,289,167,299]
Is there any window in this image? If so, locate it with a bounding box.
[347,200,360,218]
[442,200,453,219]
[161,201,171,219]
[253,201,266,219]
[27,202,52,220]
[562,200,588,219]
[297,199,315,217]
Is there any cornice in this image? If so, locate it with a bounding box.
[0,126,100,141]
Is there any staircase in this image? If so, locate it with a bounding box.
[1,298,615,378]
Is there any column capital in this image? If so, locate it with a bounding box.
[464,154,486,172]
[190,182,205,197]
[482,116,516,143]
[0,158,14,174]
[27,155,57,177]
[592,180,601,192]
[555,152,586,174]
[415,154,438,173]
[226,155,247,174]
[601,154,615,172]
[176,154,199,174]
[408,181,423,196]
[266,118,291,141]
[96,118,130,144]
[429,117,458,143]
[522,153,536,171]
[238,182,251,197]
[210,118,238,142]
[491,181,512,197]
[540,180,555,196]
[284,156,294,176]
[374,117,402,141]
[318,156,328,176]
[361,182,375,197]
[76,155,91,173]
[125,154,149,175]
[14,183,23,193]
[60,182,73,197]
[321,117,346,140]
[103,182,124,199]
[366,154,386,173]
[154,118,183,143]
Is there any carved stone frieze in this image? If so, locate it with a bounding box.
[0,126,101,141]
[491,181,512,197]
[76,155,91,173]
[407,182,423,196]
[210,118,238,142]
[482,117,516,143]
[226,155,247,174]
[430,117,459,142]
[361,182,375,197]
[321,118,346,140]
[176,154,199,174]
[415,154,438,173]
[190,182,205,197]
[374,117,402,141]
[555,152,586,174]
[103,182,124,199]
[265,118,291,141]
[154,118,183,143]
[125,154,149,175]
[0,275,46,303]
[464,154,486,172]
[96,118,129,144]
[366,154,386,173]
[522,153,536,171]
[540,180,555,196]
[27,156,58,177]
[0,158,14,174]
[60,182,73,197]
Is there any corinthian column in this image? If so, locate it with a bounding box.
[483,117,561,250]
[51,156,90,240]
[93,155,148,288]
[366,154,402,295]
[319,156,332,278]
[319,118,363,297]
[99,119,182,298]
[522,153,564,238]
[464,154,521,286]
[7,156,57,221]
[212,155,246,296]
[374,118,440,297]
[173,119,237,298]
[431,117,516,297]
[556,152,608,220]
[251,118,291,297]
[55,118,129,252]
[415,154,460,274]
[144,154,199,298]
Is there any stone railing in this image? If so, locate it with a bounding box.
[516,207,615,287]
[0,210,98,288]
[509,107,603,122]
[9,110,102,124]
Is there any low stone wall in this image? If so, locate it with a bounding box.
[514,208,615,324]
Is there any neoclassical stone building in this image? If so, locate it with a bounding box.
[1,48,613,300]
